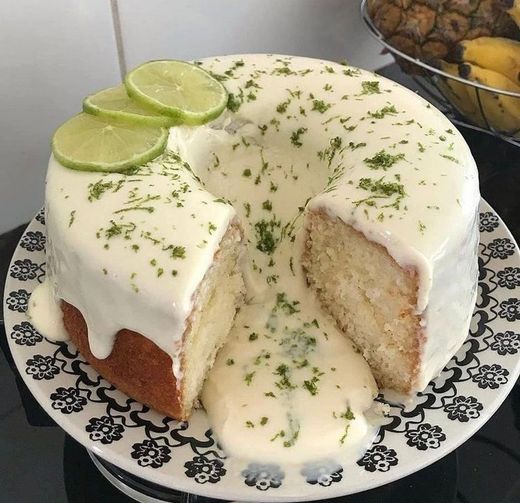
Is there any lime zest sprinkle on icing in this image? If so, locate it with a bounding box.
[262,200,273,211]
[244,371,256,385]
[440,154,460,164]
[354,176,407,211]
[303,377,320,396]
[290,127,308,147]
[270,430,285,442]
[368,105,398,119]
[333,407,355,444]
[343,68,361,77]
[318,136,343,167]
[364,150,406,170]
[254,218,281,254]
[361,81,381,94]
[311,99,331,114]
[276,99,291,114]
[227,91,243,112]
[275,292,301,315]
[273,363,296,390]
[347,141,367,150]
[168,246,186,259]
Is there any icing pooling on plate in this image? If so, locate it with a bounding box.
[31,54,479,464]
[27,279,69,341]
[9,199,519,503]
[172,123,379,463]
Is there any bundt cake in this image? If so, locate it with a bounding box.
[28,54,479,462]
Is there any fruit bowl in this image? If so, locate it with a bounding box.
[361,0,520,147]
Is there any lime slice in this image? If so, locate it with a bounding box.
[125,60,228,125]
[52,113,168,172]
[83,85,179,127]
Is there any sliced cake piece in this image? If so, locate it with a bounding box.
[302,210,421,393]
[61,222,244,420]
[302,204,479,395]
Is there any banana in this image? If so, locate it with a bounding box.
[455,37,520,84]
[459,62,520,133]
[501,0,520,28]
[436,61,485,127]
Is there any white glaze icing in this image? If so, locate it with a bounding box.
[27,279,69,341]
[44,149,236,380]
[202,300,379,464]
[191,54,478,393]
[33,54,479,464]
[172,122,379,463]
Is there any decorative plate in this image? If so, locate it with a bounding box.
[4,200,520,502]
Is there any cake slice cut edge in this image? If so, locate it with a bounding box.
[180,222,245,418]
[62,221,245,420]
[302,209,423,394]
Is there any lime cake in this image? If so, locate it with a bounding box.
[28,54,479,463]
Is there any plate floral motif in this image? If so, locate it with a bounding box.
[4,201,520,502]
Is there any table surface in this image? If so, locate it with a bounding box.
[1,66,519,503]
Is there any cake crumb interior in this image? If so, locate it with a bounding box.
[180,224,245,416]
[302,210,421,393]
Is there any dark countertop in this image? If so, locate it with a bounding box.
[1,68,519,503]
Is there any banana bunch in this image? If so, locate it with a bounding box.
[502,0,520,29]
[459,59,520,134]
[437,61,486,129]
[438,29,520,135]
[455,37,520,84]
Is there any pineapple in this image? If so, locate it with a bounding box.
[368,0,520,72]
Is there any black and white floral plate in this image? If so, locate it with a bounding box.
[4,200,520,502]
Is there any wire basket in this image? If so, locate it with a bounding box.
[360,0,520,147]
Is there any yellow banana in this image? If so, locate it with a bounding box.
[459,62,520,133]
[436,61,485,127]
[455,37,520,84]
[502,0,520,28]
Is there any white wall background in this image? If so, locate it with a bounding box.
[0,0,390,234]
